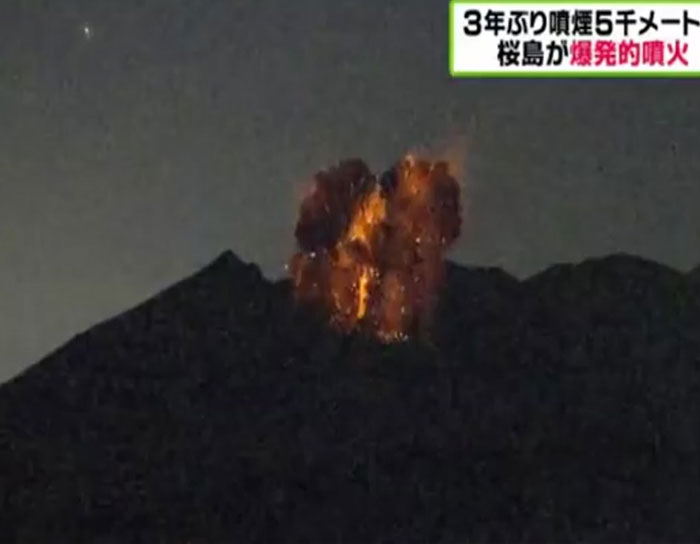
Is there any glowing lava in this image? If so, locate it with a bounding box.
[290,155,461,342]
[356,267,371,320]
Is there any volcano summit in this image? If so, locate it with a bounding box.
[2,248,700,542]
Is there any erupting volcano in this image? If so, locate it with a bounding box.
[290,155,462,342]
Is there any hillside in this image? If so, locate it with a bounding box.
[1,251,699,543]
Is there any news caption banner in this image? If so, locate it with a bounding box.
[449,1,700,76]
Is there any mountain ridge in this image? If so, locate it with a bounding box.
[2,250,700,542]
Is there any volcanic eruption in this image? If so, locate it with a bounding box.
[290,155,462,342]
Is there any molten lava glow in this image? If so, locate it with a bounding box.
[290,155,461,342]
[348,186,386,246]
[356,267,371,320]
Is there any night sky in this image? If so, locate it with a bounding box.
[1,0,699,382]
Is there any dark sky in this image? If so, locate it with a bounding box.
[1,0,699,382]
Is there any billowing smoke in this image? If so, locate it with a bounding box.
[290,155,462,342]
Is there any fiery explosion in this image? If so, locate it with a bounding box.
[290,155,462,342]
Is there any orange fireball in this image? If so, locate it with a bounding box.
[290,155,461,342]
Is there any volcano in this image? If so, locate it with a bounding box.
[2,250,700,543]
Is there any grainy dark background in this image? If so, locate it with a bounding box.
[1,0,699,381]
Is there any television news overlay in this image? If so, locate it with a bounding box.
[450,2,700,77]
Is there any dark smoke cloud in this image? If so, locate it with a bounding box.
[294,159,375,253]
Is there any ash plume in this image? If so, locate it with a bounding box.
[290,155,462,341]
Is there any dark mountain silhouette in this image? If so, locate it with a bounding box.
[691,264,700,284]
[2,251,700,543]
